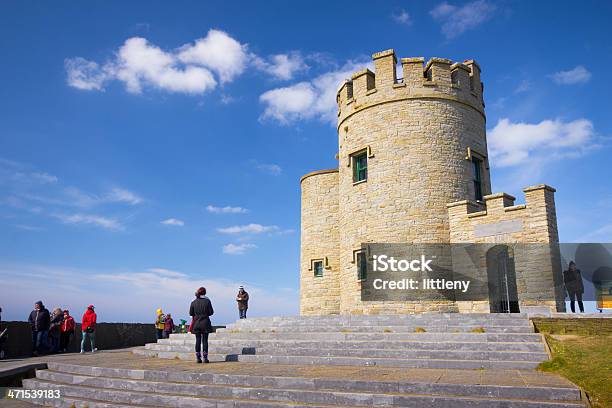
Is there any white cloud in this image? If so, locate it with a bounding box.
[223,243,257,255]
[177,29,248,83]
[392,10,413,26]
[430,0,496,39]
[253,52,306,80]
[59,186,142,208]
[256,163,282,176]
[106,187,143,205]
[30,172,58,184]
[66,30,251,95]
[259,60,369,124]
[217,223,279,234]
[161,218,184,226]
[0,262,298,324]
[65,57,110,91]
[114,37,217,94]
[206,205,249,214]
[488,118,598,167]
[53,213,124,231]
[550,66,592,85]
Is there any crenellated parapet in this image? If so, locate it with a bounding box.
[336,49,484,129]
[447,185,559,243]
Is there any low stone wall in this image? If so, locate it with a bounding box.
[0,321,157,358]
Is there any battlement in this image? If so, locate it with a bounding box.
[336,49,484,126]
[447,185,559,243]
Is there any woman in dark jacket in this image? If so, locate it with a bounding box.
[189,287,214,363]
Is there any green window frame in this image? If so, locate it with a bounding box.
[313,260,323,277]
[356,252,367,281]
[472,157,483,201]
[353,152,368,183]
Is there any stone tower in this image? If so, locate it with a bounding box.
[300,49,563,315]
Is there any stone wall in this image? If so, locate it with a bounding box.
[300,169,340,315]
[447,185,565,313]
[0,321,157,358]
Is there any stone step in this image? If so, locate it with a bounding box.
[134,347,545,369]
[229,318,533,327]
[216,325,534,333]
[203,332,543,342]
[20,364,584,408]
[144,343,548,361]
[44,362,582,402]
[204,339,547,352]
[216,354,544,370]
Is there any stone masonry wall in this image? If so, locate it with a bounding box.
[300,170,340,315]
[335,50,491,314]
[447,185,565,313]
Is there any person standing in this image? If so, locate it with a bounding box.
[163,313,174,339]
[236,286,249,319]
[48,308,63,353]
[81,305,97,353]
[563,261,585,313]
[155,308,165,340]
[28,301,50,356]
[60,310,76,352]
[189,287,214,364]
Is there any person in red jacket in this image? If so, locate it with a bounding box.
[60,310,75,352]
[80,305,97,353]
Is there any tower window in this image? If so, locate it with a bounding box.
[353,152,368,183]
[313,260,323,277]
[472,157,483,201]
[356,252,367,281]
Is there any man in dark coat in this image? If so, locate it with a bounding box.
[563,261,585,313]
[28,301,51,356]
[189,287,214,363]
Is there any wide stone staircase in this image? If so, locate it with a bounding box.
[20,360,586,407]
[135,313,551,370]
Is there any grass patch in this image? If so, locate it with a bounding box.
[383,328,393,333]
[538,334,612,408]
[469,327,486,333]
[340,329,353,333]
[414,327,426,333]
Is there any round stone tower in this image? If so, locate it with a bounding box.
[335,50,491,314]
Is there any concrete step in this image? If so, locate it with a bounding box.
[203,332,544,342]
[144,343,548,361]
[19,363,585,408]
[228,318,533,327]
[44,362,582,402]
[216,354,544,369]
[135,347,545,369]
[216,325,534,333]
[204,339,547,352]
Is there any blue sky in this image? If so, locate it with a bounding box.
[1,1,611,323]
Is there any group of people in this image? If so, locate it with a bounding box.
[28,301,97,356]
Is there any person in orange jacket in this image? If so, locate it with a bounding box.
[60,310,75,352]
[80,305,97,353]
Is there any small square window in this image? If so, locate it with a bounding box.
[313,260,323,277]
[353,152,367,183]
[356,252,367,281]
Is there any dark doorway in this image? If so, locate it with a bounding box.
[487,245,520,313]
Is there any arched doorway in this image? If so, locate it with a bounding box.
[486,245,520,313]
